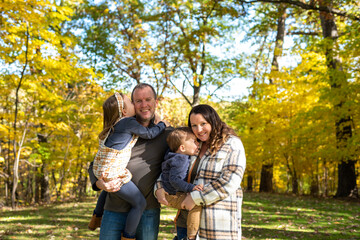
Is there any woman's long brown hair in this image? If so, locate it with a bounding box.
[98,93,124,140]
[188,104,236,155]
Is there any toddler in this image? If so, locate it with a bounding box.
[160,127,202,240]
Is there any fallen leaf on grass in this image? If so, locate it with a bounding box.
[277,224,286,230]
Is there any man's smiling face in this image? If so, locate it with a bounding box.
[132,86,158,126]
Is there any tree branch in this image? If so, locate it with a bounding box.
[209,78,234,97]
[20,159,41,167]
[288,31,320,36]
[241,0,360,21]
[168,78,192,106]
[0,172,9,178]
[179,67,193,87]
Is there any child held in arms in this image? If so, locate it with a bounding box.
[89,92,169,240]
[158,127,203,240]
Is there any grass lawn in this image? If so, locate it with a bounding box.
[242,192,359,239]
[0,192,359,239]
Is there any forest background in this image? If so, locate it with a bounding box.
[1,0,359,209]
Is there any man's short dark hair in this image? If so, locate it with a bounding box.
[131,83,157,102]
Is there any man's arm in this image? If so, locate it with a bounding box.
[154,175,169,205]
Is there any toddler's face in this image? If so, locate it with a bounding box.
[181,133,199,156]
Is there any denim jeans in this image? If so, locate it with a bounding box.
[176,226,187,240]
[99,208,160,240]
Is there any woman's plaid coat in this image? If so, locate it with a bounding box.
[190,136,246,240]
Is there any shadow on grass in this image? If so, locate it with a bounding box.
[242,192,360,240]
[2,193,359,240]
[0,200,98,240]
[243,226,358,240]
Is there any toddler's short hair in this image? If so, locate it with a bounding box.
[167,127,194,152]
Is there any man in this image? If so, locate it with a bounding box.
[89,83,172,240]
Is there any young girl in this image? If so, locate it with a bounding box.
[89,92,168,240]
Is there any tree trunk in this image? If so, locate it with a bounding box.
[192,85,200,107]
[40,163,50,203]
[252,35,268,97]
[247,174,253,192]
[35,166,41,203]
[292,175,298,195]
[5,137,10,205]
[82,174,88,197]
[260,164,273,192]
[311,159,320,196]
[336,161,357,197]
[37,133,50,203]
[25,164,33,204]
[270,4,287,83]
[58,163,67,200]
[259,6,287,190]
[52,170,60,199]
[11,25,29,209]
[323,160,328,197]
[310,176,319,196]
[76,167,83,199]
[319,0,357,197]
[11,153,19,209]
[11,121,29,209]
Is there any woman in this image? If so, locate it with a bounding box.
[156,104,246,240]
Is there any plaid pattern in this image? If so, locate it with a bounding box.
[93,130,138,191]
[190,136,246,240]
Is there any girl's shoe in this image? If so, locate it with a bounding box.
[88,214,102,230]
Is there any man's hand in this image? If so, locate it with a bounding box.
[161,120,171,127]
[96,178,122,192]
[192,184,203,191]
[154,113,171,127]
[154,113,161,124]
[155,188,169,205]
[181,193,196,211]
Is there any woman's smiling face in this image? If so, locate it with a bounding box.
[189,113,212,143]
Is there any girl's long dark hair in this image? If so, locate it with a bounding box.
[99,93,124,140]
[188,104,236,155]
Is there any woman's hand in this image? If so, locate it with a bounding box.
[95,178,121,192]
[181,193,196,211]
[155,188,169,205]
